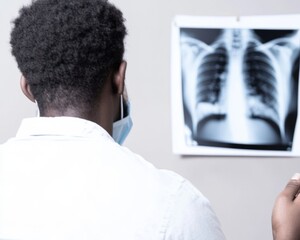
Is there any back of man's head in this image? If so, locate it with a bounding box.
[10,0,127,114]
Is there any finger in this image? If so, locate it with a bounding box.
[282,173,300,201]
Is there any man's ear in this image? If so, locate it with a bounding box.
[112,61,127,95]
[20,75,35,102]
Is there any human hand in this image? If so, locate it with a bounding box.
[272,173,300,240]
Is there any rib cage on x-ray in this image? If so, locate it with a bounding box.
[243,41,278,127]
[180,29,300,148]
[196,44,228,104]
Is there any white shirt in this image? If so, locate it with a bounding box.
[0,117,225,240]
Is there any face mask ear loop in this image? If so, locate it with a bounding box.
[120,94,124,119]
[35,100,40,117]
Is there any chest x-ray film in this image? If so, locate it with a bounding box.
[171,15,300,156]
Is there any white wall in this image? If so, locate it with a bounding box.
[1,1,300,240]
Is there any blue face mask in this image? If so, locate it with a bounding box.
[112,95,133,145]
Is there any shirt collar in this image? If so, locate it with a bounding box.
[16,117,114,141]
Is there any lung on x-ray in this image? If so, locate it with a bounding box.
[171,15,300,156]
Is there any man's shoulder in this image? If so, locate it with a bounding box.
[123,154,225,239]
[117,146,184,184]
[117,146,208,201]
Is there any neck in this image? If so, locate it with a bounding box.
[38,77,120,136]
[42,105,114,135]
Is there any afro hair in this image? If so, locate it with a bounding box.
[10,0,127,113]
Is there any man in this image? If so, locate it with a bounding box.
[0,0,299,239]
[1,0,225,239]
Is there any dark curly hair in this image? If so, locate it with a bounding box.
[10,0,127,114]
